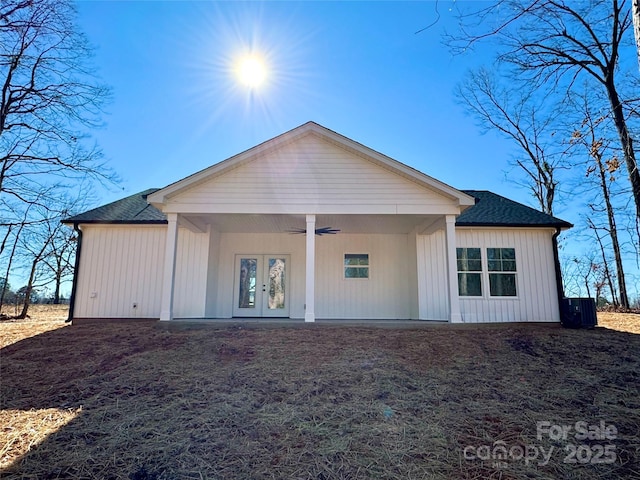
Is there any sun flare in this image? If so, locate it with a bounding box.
[236,55,267,88]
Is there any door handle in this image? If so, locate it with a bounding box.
[262,284,266,292]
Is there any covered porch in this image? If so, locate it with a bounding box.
[158,212,463,322]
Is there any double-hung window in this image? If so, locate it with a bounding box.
[457,248,482,296]
[487,248,517,297]
[456,247,518,297]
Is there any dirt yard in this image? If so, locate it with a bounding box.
[1,306,638,479]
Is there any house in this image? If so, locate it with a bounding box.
[63,122,572,323]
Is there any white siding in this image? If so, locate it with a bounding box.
[315,234,411,319]
[75,225,165,318]
[76,225,209,319]
[213,232,410,319]
[417,231,449,320]
[167,135,459,215]
[456,228,560,322]
[173,228,209,318]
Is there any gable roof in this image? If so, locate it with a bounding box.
[62,188,167,224]
[147,121,476,209]
[458,190,572,229]
[63,188,572,229]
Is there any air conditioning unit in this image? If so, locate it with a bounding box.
[561,298,597,329]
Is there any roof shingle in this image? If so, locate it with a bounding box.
[457,190,572,228]
[63,188,572,229]
[62,188,167,224]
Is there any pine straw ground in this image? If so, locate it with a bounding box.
[1,307,639,479]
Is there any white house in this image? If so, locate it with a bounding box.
[63,122,571,323]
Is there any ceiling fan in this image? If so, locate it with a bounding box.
[287,226,341,236]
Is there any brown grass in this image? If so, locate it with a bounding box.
[597,311,640,334]
[1,313,638,479]
[0,304,69,348]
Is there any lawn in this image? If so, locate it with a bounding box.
[1,306,639,479]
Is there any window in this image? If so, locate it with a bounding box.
[487,248,517,297]
[344,254,369,278]
[457,248,482,296]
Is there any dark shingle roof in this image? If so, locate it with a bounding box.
[63,188,571,229]
[62,188,167,224]
[457,190,572,228]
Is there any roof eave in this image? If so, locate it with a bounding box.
[62,220,168,226]
[456,222,573,229]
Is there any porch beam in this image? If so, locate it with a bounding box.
[178,215,206,233]
[445,215,462,323]
[160,213,179,321]
[305,214,316,322]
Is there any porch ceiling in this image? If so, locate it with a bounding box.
[183,213,441,234]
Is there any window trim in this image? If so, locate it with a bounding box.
[456,247,483,297]
[344,253,370,280]
[487,247,518,298]
[456,246,519,299]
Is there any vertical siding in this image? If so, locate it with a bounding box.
[214,232,410,319]
[315,234,410,319]
[456,228,559,322]
[417,231,449,320]
[173,228,209,318]
[75,226,165,318]
[205,230,221,317]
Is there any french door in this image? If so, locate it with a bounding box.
[233,255,290,317]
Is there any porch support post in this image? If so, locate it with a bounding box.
[160,213,178,321]
[445,214,462,323]
[305,214,316,322]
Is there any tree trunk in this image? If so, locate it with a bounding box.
[605,76,640,222]
[594,150,630,308]
[16,256,38,319]
[53,273,61,304]
[634,0,640,72]
[590,219,619,307]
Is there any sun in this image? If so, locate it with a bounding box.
[235,55,267,88]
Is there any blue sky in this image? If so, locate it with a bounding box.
[76,1,525,207]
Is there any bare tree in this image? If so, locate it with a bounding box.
[634,0,640,70]
[0,0,110,201]
[0,0,113,311]
[40,223,76,304]
[456,68,566,214]
[568,89,631,308]
[587,217,621,306]
[450,0,640,222]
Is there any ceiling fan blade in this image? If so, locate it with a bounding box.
[286,227,341,236]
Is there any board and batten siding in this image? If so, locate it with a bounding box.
[212,232,411,319]
[75,225,209,319]
[74,225,165,318]
[315,234,411,319]
[173,228,210,318]
[416,230,449,320]
[456,228,560,322]
[166,134,459,215]
[417,228,560,322]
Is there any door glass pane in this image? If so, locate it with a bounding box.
[239,258,257,308]
[268,257,286,310]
